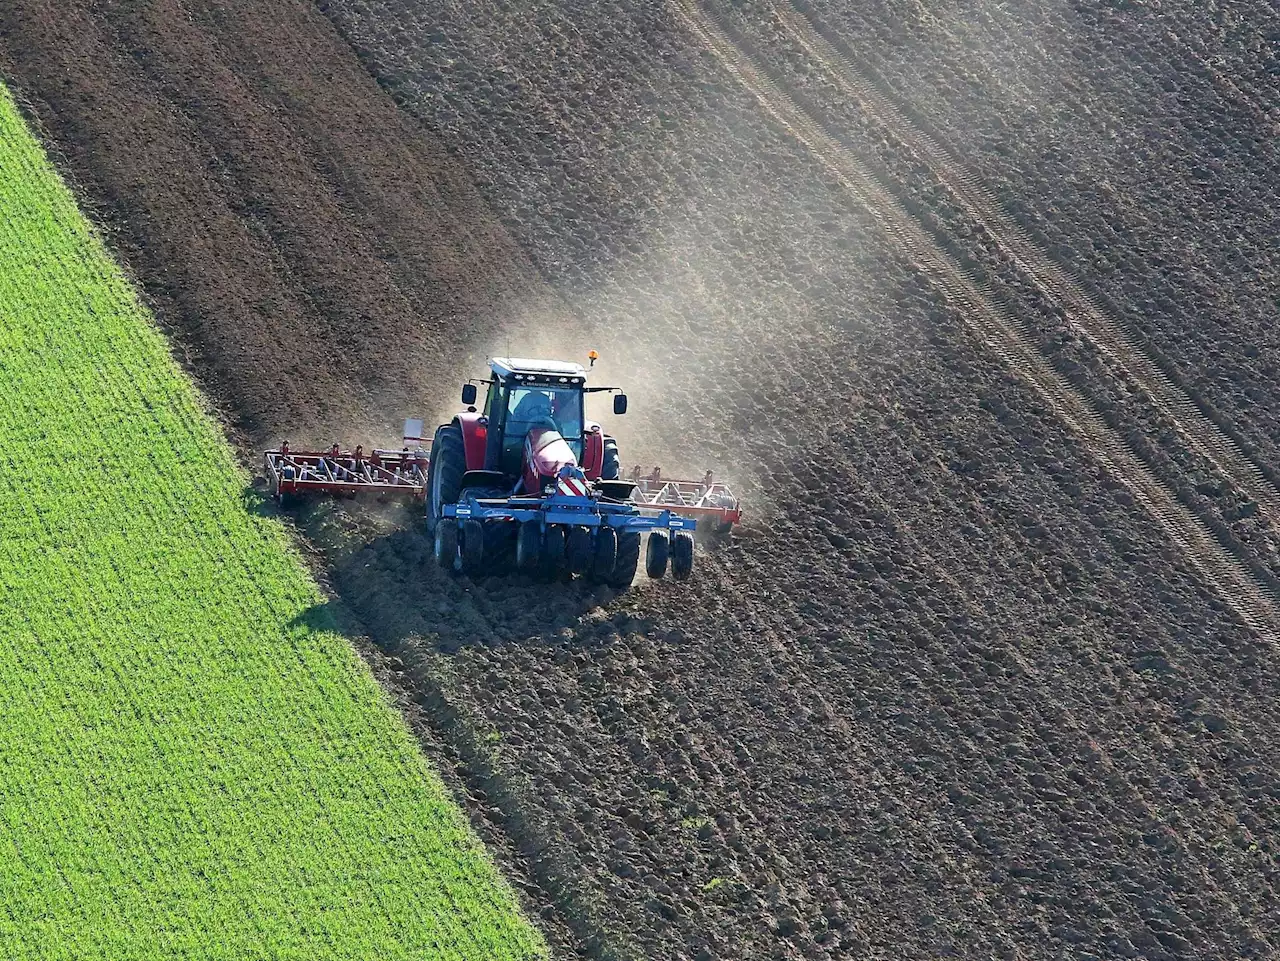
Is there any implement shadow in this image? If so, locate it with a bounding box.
[274,495,655,655]
[280,510,660,961]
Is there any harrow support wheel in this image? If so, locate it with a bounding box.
[589,527,618,583]
[645,530,670,580]
[516,521,542,573]
[434,519,458,571]
[671,530,694,581]
[566,526,593,575]
[608,530,641,590]
[460,519,486,576]
[541,524,567,579]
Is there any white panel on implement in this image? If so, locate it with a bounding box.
[403,418,426,449]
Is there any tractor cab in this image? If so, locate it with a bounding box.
[477,358,588,477]
[461,357,625,483]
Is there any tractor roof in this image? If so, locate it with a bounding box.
[490,357,588,382]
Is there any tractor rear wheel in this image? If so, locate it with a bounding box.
[427,423,465,533]
[645,531,670,580]
[601,436,621,481]
[671,530,694,581]
[516,521,542,573]
[608,530,641,589]
[566,526,593,575]
[589,528,618,583]
[434,519,459,571]
[541,524,567,579]
[460,519,486,576]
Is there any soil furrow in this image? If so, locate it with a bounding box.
[774,0,1280,518]
[669,0,1279,641]
[832,450,1280,948]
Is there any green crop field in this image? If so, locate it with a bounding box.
[0,87,544,960]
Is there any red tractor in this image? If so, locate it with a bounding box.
[263,355,742,587]
[428,356,693,585]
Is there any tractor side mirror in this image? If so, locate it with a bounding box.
[461,383,477,405]
[613,393,628,415]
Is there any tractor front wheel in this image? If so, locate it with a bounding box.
[645,531,670,580]
[434,519,459,571]
[671,530,694,580]
[566,526,593,575]
[608,530,641,589]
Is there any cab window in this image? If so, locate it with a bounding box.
[502,387,584,465]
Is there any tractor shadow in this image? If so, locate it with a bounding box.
[241,477,277,517]
[284,511,655,656]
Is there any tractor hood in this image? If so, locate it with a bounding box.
[523,428,577,488]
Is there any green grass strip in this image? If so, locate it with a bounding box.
[0,85,546,961]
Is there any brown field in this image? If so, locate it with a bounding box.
[4,0,1279,958]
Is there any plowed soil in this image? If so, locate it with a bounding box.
[4,1,1280,959]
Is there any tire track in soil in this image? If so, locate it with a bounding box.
[745,7,1280,913]
[668,0,1280,643]
[772,0,1280,517]
[676,1,1280,942]
[747,418,1279,955]
[813,442,1280,954]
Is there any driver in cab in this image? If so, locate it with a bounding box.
[511,390,561,434]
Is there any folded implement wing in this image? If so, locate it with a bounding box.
[628,473,742,531]
[264,446,429,501]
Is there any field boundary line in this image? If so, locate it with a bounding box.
[774,1,1280,519]
[669,0,1280,640]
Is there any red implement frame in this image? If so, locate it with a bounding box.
[262,435,743,531]
[628,469,743,529]
[264,444,429,502]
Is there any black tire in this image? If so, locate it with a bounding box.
[646,531,670,580]
[460,519,485,576]
[434,518,458,571]
[589,527,618,583]
[516,521,542,573]
[608,530,641,589]
[541,524,567,579]
[427,423,466,533]
[460,486,515,574]
[601,436,621,481]
[566,526,593,575]
[671,530,694,581]
[483,521,516,574]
